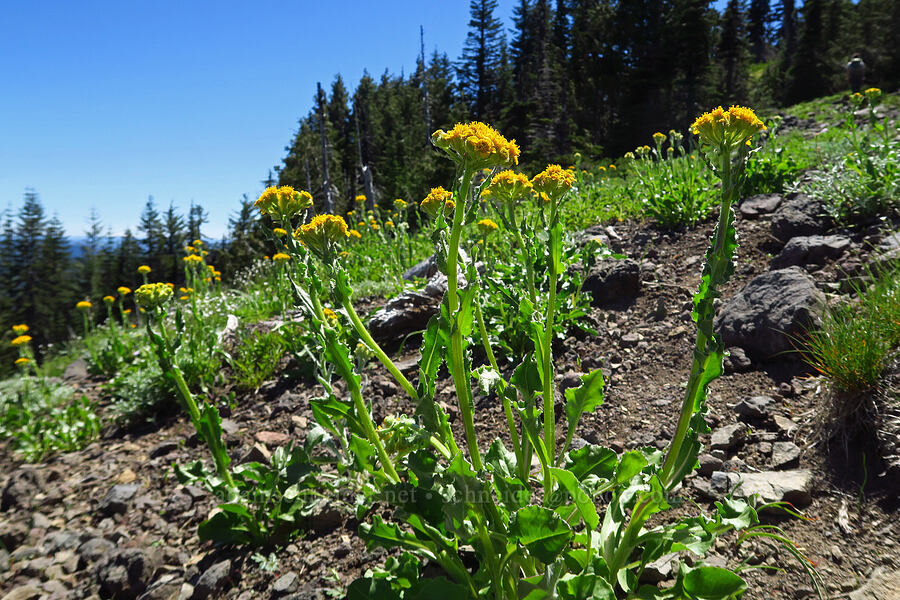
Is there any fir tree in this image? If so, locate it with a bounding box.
[458,0,507,122]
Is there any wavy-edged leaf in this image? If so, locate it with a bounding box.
[510,505,574,564]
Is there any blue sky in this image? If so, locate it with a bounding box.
[1,1,518,238]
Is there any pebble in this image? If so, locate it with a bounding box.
[193,559,231,599]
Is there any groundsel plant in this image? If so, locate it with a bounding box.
[248,109,821,598]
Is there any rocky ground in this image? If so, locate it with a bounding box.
[2,188,900,599]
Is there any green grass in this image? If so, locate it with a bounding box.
[805,266,900,392]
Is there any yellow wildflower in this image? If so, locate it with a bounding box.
[485,170,533,205]
[138,265,152,274]
[532,164,576,203]
[863,87,882,104]
[346,210,355,216]
[183,254,203,264]
[432,122,520,169]
[420,187,454,218]
[384,220,394,228]
[691,105,766,148]
[103,295,115,304]
[185,245,196,254]
[355,194,366,204]
[370,223,381,231]
[273,227,288,237]
[134,282,174,308]
[609,164,616,171]
[358,221,366,227]
[15,357,29,366]
[117,286,131,296]
[193,239,203,246]
[272,252,291,262]
[12,324,28,334]
[652,132,666,143]
[624,152,635,160]
[349,229,362,239]
[294,214,350,255]
[254,186,314,221]
[208,265,216,273]
[76,300,92,310]
[124,309,132,315]
[213,270,221,278]
[11,335,32,347]
[477,218,499,236]
[393,199,408,210]
[201,250,209,256]
[598,166,606,172]
[322,308,339,325]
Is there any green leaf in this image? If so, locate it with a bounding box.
[550,468,599,529]
[509,506,574,564]
[558,574,616,600]
[346,578,400,600]
[682,566,746,600]
[615,451,648,483]
[195,402,230,472]
[564,368,605,442]
[406,578,471,600]
[566,445,618,481]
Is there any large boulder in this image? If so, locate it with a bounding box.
[581,259,641,308]
[739,193,782,219]
[770,192,831,243]
[770,234,851,269]
[368,273,448,345]
[715,267,824,361]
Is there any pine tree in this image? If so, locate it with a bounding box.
[458,0,507,122]
[36,215,73,341]
[187,201,208,243]
[717,0,752,104]
[79,208,105,302]
[747,0,771,60]
[11,191,47,344]
[162,202,187,282]
[138,197,164,271]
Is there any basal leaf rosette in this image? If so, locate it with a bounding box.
[255,185,314,223]
[691,105,766,152]
[485,170,533,206]
[432,122,520,170]
[532,164,576,204]
[134,282,174,309]
[293,214,349,260]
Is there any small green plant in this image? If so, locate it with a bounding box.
[226,329,287,391]
[743,116,804,195]
[804,265,900,392]
[627,130,718,228]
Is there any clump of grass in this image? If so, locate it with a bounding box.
[227,329,287,391]
[805,266,900,392]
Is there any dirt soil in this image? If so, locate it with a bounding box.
[2,204,900,598]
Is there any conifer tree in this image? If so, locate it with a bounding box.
[747,0,771,60]
[162,201,187,282]
[459,0,507,122]
[717,0,752,104]
[138,197,164,272]
[187,201,208,243]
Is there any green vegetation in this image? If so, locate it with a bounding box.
[806,266,900,393]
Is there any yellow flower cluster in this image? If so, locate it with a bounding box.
[11,335,32,347]
[138,265,152,274]
[255,186,314,221]
[134,282,174,308]
[355,194,367,204]
[12,324,28,334]
[185,245,196,254]
[273,227,288,237]
[420,187,454,218]
[103,295,116,304]
[15,357,29,366]
[432,122,520,169]
[691,105,766,148]
[486,170,533,205]
[76,300,92,310]
[477,218,499,235]
[272,252,291,262]
[652,132,666,143]
[294,214,349,255]
[393,199,408,210]
[183,254,203,264]
[117,286,131,296]
[349,229,362,239]
[532,164,576,203]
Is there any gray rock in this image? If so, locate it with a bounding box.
[163,490,193,518]
[77,537,115,567]
[710,423,746,451]
[716,267,825,361]
[42,530,82,553]
[402,249,470,281]
[0,586,42,600]
[734,469,813,507]
[640,552,677,583]
[63,357,89,381]
[771,442,801,469]
[95,548,160,600]
[772,415,799,437]
[137,573,184,600]
[771,235,851,269]
[307,502,342,535]
[193,559,231,599]
[770,192,831,242]
[739,194,783,219]
[723,346,752,373]
[849,567,900,600]
[98,483,140,517]
[697,454,724,476]
[368,273,448,344]
[734,396,775,420]
[0,520,29,551]
[272,571,300,596]
[710,471,741,496]
[149,440,179,459]
[581,259,641,308]
[1,467,44,511]
[0,548,8,573]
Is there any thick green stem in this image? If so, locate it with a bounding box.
[542,210,561,484]
[341,297,419,401]
[510,213,538,307]
[446,167,483,471]
[659,150,739,489]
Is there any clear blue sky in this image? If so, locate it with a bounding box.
[0,1,518,239]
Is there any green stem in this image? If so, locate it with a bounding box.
[341,297,419,401]
[542,209,560,480]
[446,167,483,471]
[510,212,538,307]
